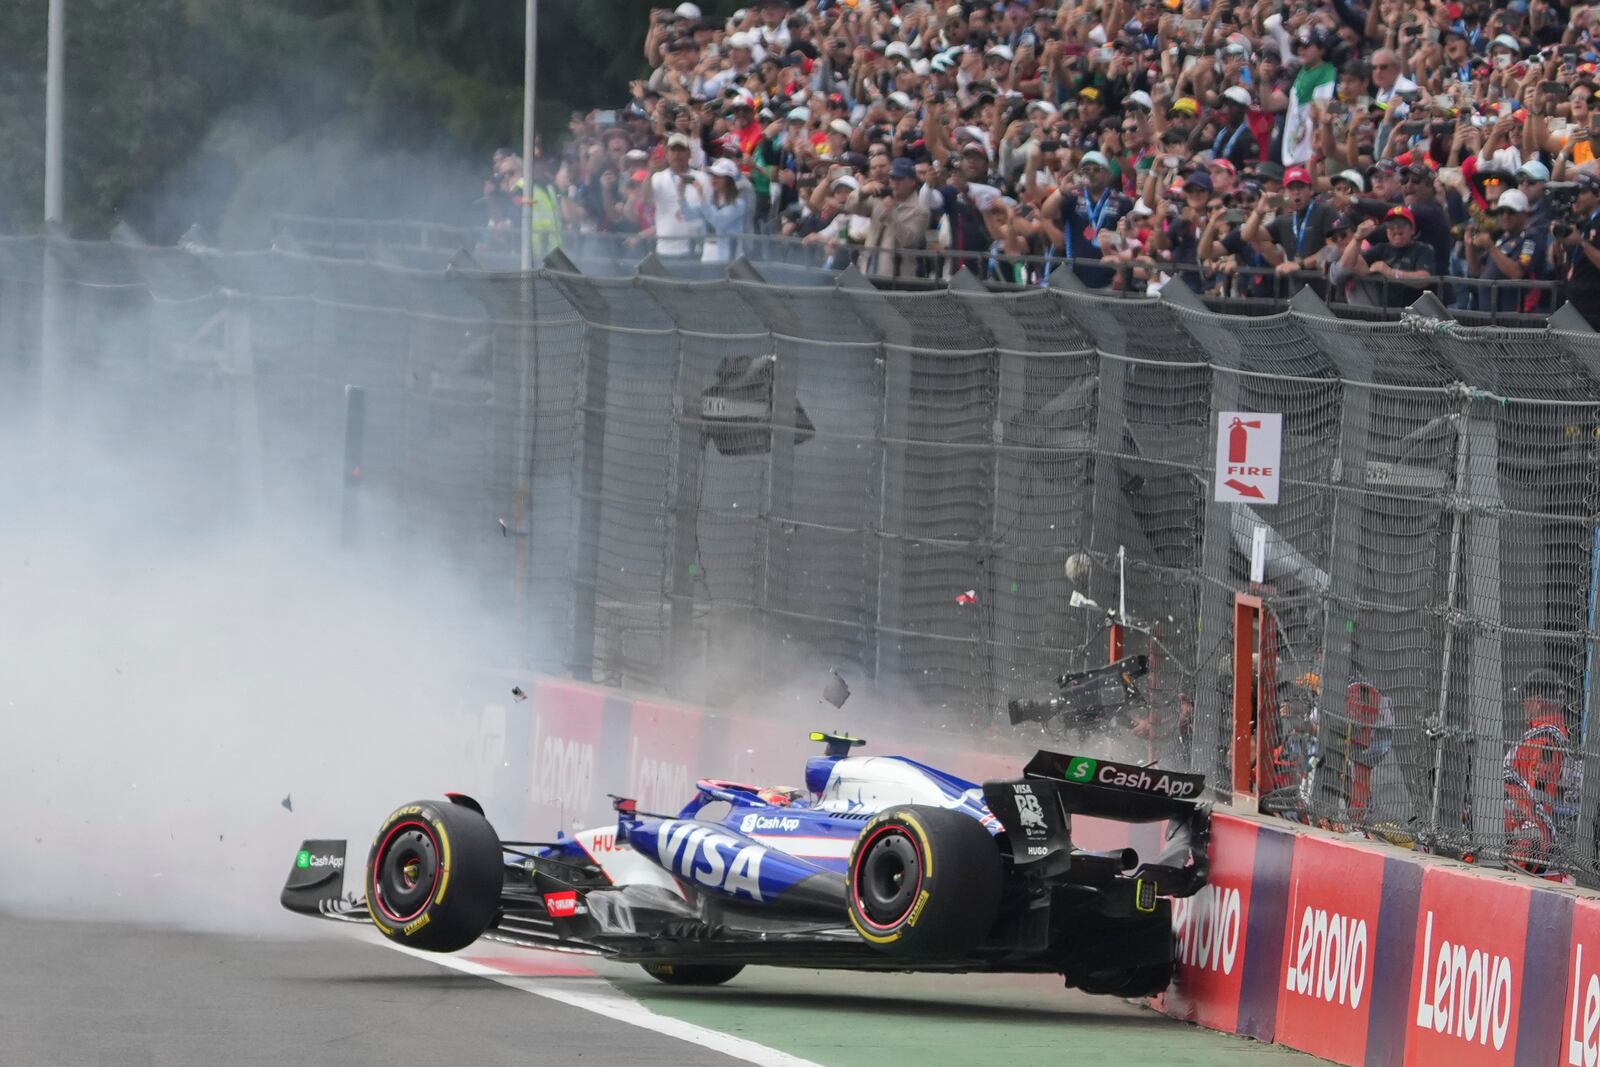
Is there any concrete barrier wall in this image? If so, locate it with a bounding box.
[486,675,1600,1066]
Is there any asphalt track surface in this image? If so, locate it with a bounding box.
[0,913,1329,1067]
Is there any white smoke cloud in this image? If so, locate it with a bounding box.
[0,410,512,935]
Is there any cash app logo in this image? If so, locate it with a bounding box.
[1066,756,1097,781]
[296,849,311,869]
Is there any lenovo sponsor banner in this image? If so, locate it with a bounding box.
[1404,868,1531,1066]
[525,679,628,830]
[624,697,701,815]
[1275,836,1385,1065]
[1165,814,1258,1032]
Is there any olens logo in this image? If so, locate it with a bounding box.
[739,813,800,834]
[543,891,580,918]
[1173,881,1242,975]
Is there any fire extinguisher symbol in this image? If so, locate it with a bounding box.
[1228,416,1261,464]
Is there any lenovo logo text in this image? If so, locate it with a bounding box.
[1414,910,1513,1051]
[1285,905,1368,1008]
[1174,882,1241,975]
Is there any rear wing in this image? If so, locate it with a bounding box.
[1023,750,1204,823]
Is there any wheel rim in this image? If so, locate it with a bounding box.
[852,825,922,929]
[372,820,441,924]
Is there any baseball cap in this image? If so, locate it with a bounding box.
[961,141,989,156]
[709,158,740,179]
[1124,90,1154,111]
[667,132,692,148]
[1496,188,1531,212]
[1283,165,1313,186]
[674,2,702,18]
[787,105,811,123]
[1169,97,1199,116]
[829,118,853,137]
[887,91,914,109]
[987,44,1015,62]
[1079,86,1102,101]
[1223,86,1253,107]
[1257,161,1285,182]
[1210,158,1237,175]
[1385,205,1417,226]
[1027,100,1059,115]
[830,174,860,191]
[1491,33,1521,52]
[1080,150,1112,169]
[1519,159,1551,182]
[1184,171,1214,191]
[885,41,911,60]
[889,156,918,179]
[1298,26,1331,50]
[728,31,756,49]
[1333,168,1366,191]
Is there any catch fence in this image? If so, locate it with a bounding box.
[6,230,1600,885]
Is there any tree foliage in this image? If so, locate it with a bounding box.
[0,0,685,244]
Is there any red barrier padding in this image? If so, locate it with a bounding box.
[1164,814,1258,1032]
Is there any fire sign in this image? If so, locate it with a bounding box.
[1214,412,1282,505]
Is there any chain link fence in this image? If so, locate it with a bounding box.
[7,230,1600,885]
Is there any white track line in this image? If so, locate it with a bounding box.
[366,936,823,1067]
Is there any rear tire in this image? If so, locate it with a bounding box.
[846,804,1003,959]
[365,798,503,953]
[640,962,745,985]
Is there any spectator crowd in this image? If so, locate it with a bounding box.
[507,0,1600,323]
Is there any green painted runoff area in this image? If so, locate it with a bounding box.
[608,964,1330,1067]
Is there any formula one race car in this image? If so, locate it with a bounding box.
[282,734,1210,995]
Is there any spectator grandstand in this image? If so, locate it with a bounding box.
[511,0,1600,324]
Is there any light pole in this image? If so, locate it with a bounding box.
[40,0,66,431]
[45,0,64,224]
[520,0,538,271]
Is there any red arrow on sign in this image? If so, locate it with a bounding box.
[1224,479,1265,499]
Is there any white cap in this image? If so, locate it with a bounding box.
[986,44,1015,62]
[728,31,756,50]
[709,158,741,179]
[1130,197,1155,217]
[1125,90,1154,111]
[885,41,911,60]
[830,174,860,191]
[1519,159,1551,181]
[911,58,931,76]
[1080,150,1112,170]
[1496,188,1531,212]
[787,105,811,123]
[1223,86,1252,107]
[888,91,915,109]
[1491,33,1521,53]
[829,118,853,137]
[1334,168,1366,191]
[674,2,702,18]
[1027,99,1058,114]
[667,132,692,148]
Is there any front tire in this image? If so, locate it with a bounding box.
[640,962,745,985]
[846,804,1002,959]
[365,798,503,953]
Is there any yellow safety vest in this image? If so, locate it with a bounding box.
[526,183,561,259]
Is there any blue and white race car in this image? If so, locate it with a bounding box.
[282,734,1210,995]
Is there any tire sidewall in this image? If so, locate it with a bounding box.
[846,805,1002,958]
[365,799,502,952]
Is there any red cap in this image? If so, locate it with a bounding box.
[1210,158,1237,174]
[1446,2,1463,18]
[1284,165,1313,186]
[1385,205,1416,227]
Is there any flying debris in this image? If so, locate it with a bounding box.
[823,670,850,709]
[511,686,527,702]
[498,518,508,537]
[281,794,293,813]
[955,590,977,606]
